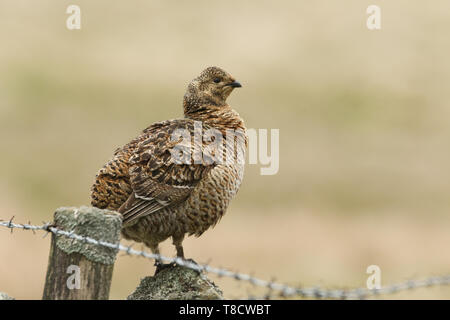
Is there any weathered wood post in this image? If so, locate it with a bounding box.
[42,206,122,300]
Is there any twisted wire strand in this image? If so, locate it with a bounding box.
[1,219,450,299]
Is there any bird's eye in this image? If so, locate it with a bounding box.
[213,78,221,83]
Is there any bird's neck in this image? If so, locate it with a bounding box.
[183,95,246,132]
[184,104,245,132]
[183,98,248,153]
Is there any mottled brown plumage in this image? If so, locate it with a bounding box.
[91,67,247,263]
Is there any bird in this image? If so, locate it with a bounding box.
[90,66,247,270]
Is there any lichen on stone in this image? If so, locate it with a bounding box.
[53,206,122,265]
[127,265,223,300]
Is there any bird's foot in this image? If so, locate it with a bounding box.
[154,260,176,275]
[183,258,198,265]
[179,258,202,274]
[153,257,202,275]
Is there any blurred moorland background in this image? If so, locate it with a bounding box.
[1,1,450,299]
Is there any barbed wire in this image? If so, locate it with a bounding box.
[1,218,450,299]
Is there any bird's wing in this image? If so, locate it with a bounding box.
[119,119,216,225]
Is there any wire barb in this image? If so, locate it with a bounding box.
[1,219,450,300]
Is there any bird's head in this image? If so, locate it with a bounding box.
[184,66,242,114]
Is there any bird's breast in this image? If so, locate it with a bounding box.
[181,161,245,236]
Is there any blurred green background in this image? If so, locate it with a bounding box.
[1,0,450,299]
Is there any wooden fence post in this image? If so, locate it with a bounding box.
[42,206,122,300]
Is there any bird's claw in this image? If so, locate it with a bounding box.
[181,258,202,274]
[154,258,202,275]
[154,261,176,275]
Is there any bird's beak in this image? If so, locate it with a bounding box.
[226,80,242,88]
